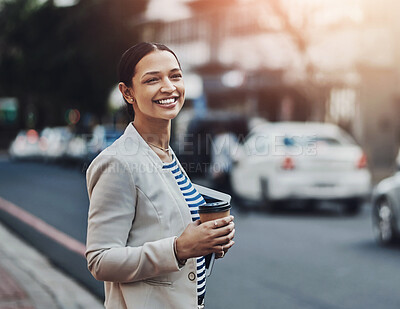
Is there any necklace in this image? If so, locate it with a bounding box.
[147,142,170,153]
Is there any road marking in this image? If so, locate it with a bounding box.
[0,197,86,257]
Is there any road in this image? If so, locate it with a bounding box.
[207,209,400,309]
[1,158,400,309]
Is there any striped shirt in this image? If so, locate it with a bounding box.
[163,155,207,300]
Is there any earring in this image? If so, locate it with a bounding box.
[130,98,134,102]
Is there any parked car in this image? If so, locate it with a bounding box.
[9,129,42,160]
[85,125,123,164]
[40,127,73,162]
[230,122,372,214]
[65,134,89,164]
[371,150,400,244]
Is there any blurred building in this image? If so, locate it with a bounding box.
[353,0,400,171]
[141,0,400,175]
[141,0,315,121]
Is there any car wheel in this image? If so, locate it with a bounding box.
[372,198,398,245]
[260,178,275,213]
[343,198,362,216]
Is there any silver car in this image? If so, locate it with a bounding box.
[371,149,400,244]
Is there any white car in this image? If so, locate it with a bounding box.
[9,129,42,160]
[40,127,73,161]
[65,135,88,163]
[230,122,372,214]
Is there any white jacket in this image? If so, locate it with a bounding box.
[86,123,198,309]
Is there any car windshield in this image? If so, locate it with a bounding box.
[281,131,356,147]
[283,136,343,146]
[244,124,358,156]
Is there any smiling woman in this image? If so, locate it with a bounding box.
[118,43,184,123]
[85,42,235,309]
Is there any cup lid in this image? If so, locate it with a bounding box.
[198,201,231,213]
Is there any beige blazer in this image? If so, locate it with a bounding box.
[86,123,199,309]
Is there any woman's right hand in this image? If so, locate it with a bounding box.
[175,216,235,261]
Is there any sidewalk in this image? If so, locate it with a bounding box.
[0,222,104,309]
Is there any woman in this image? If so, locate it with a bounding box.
[85,42,235,309]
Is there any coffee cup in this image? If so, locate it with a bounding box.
[198,201,231,223]
[199,200,231,276]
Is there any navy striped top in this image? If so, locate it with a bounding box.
[163,155,207,299]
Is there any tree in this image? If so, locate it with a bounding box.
[268,0,328,121]
[0,0,147,129]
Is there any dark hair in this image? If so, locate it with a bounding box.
[118,42,181,121]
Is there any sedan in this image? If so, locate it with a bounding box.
[40,127,73,162]
[9,129,42,160]
[230,122,372,214]
[371,150,400,244]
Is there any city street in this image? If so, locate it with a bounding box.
[1,157,400,309]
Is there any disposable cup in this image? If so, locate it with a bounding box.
[198,201,231,223]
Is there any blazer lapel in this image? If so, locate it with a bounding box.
[123,122,192,225]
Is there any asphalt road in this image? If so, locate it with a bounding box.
[207,208,400,309]
[1,157,400,309]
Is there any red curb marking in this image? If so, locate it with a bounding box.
[0,197,86,257]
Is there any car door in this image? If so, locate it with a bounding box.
[231,133,275,201]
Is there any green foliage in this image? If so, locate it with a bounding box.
[0,0,147,127]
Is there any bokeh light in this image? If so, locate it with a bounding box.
[65,109,80,125]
